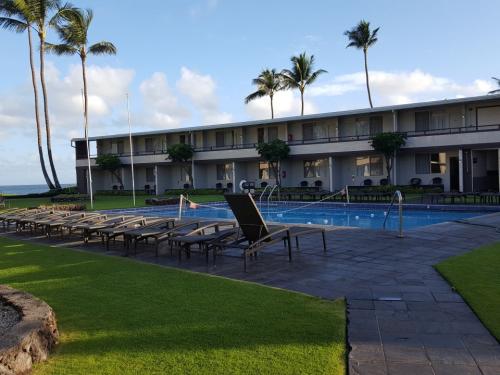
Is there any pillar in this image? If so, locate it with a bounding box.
[458,149,464,193]
[232,162,236,193]
[328,156,333,192]
[498,149,500,192]
[154,165,158,195]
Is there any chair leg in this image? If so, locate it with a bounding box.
[244,252,247,272]
[287,237,292,262]
[295,236,299,250]
[322,230,327,253]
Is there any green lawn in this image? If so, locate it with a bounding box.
[436,242,500,340]
[0,237,345,375]
[2,194,224,211]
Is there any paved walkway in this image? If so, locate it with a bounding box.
[2,213,500,375]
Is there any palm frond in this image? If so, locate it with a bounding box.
[45,41,77,55]
[88,40,116,55]
[306,68,327,85]
[244,90,266,104]
[0,15,26,32]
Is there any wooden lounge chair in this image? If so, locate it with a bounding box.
[45,212,104,237]
[123,218,192,254]
[98,217,167,251]
[61,214,109,237]
[216,193,327,271]
[74,216,141,243]
[168,221,238,262]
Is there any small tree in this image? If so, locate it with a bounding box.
[256,139,290,186]
[370,132,406,185]
[95,154,123,188]
[166,143,195,187]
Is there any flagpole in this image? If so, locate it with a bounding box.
[126,93,136,207]
[82,89,94,209]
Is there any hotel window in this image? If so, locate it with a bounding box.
[145,138,154,153]
[216,163,232,180]
[356,156,383,176]
[355,118,369,136]
[146,167,155,182]
[116,140,124,154]
[179,134,186,144]
[370,116,383,135]
[415,153,447,174]
[267,126,279,141]
[215,131,225,147]
[430,111,448,130]
[257,128,265,143]
[304,160,321,178]
[415,111,430,132]
[303,123,325,140]
[259,161,270,179]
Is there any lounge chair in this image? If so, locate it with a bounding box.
[123,218,195,255]
[215,193,327,271]
[45,212,104,237]
[98,217,168,251]
[73,215,141,243]
[61,214,109,237]
[168,221,238,262]
[0,196,5,208]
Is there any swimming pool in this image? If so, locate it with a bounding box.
[104,201,495,230]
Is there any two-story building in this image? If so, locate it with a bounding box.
[72,94,500,194]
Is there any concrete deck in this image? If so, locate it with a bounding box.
[1,213,500,375]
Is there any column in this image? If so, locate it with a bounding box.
[232,162,236,193]
[191,159,196,189]
[498,149,500,192]
[459,149,464,193]
[392,153,397,185]
[154,165,158,195]
[328,156,333,192]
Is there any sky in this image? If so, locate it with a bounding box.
[1,0,499,185]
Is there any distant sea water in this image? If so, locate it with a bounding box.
[0,184,75,195]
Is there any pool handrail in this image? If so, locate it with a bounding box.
[259,184,272,206]
[383,190,404,237]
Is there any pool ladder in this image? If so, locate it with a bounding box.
[382,190,404,238]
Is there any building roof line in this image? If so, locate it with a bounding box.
[71,93,500,142]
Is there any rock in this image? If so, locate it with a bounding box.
[0,285,59,375]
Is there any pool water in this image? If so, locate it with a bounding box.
[105,202,491,230]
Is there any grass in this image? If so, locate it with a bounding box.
[0,237,345,374]
[436,242,500,340]
[2,194,225,211]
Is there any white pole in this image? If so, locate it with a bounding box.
[346,185,350,204]
[81,89,93,209]
[178,194,184,219]
[126,93,136,206]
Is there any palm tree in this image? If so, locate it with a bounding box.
[344,20,379,108]
[14,0,62,188]
[0,0,55,189]
[488,77,500,94]
[281,52,327,116]
[244,69,283,119]
[48,7,116,197]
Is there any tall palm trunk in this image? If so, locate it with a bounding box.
[28,26,55,190]
[363,48,373,108]
[270,94,274,119]
[300,88,304,116]
[39,30,61,189]
[81,55,94,196]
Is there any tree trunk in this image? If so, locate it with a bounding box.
[185,164,193,187]
[27,27,54,190]
[81,56,94,198]
[270,94,274,119]
[112,170,124,188]
[364,48,373,109]
[385,155,392,185]
[39,30,61,189]
[300,88,305,115]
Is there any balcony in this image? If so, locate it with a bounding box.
[75,124,500,162]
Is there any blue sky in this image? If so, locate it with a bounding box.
[1,0,500,185]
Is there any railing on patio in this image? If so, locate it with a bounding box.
[79,123,500,160]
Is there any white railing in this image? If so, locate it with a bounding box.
[382,190,404,238]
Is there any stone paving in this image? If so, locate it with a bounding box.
[2,213,500,375]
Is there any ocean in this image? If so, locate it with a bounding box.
[0,184,75,195]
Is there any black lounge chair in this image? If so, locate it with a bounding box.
[363,179,372,186]
[410,178,422,187]
[215,193,327,271]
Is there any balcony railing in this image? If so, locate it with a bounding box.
[81,124,500,160]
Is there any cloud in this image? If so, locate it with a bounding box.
[311,69,495,105]
[188,0,219,19]
[139,72,190,128]
[245,90,318,120]
[177,67,233,124]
